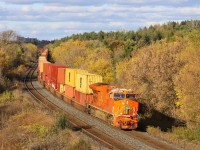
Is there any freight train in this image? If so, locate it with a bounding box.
[38,48,139,130]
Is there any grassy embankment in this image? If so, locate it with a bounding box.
[146,123,200,150]
[0,88,103,150]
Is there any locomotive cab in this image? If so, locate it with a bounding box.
[89,83,139,130]
[111,89,139,129]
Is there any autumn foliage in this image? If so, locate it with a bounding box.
[0,30,37,92]
[48,21,200,127]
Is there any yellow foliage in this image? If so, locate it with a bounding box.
[0,90,13,105]
[22,43,37,53]
[52,40,114,83]
[52,40,87,67]
[119,40,185,116]
[21,124,50,138]
[174,33,200,123]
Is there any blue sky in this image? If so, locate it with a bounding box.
[0,0,199,40]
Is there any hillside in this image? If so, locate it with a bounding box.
[45,20,200,149]
[0,20,200,149]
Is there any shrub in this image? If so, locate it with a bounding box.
[55,114,69,130]
[172,126,200,141]
[70,139,91,150]
[0,90,13,105]
[146,126,162,135]
[21,124,50,138]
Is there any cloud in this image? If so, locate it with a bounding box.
[21,5,31,12]
[0,0,199,40]
[1,0,192,5]
[0,24,5,30]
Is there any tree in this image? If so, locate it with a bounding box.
[174,30,200,125]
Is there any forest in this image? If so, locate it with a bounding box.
[0,20,199,149]
[46,20,200,130]
[0,30,93,149]
[0,30,38,92]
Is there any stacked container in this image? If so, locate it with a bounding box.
[75,73,102,105]
[50,64,67,89]
[41,48,48,57]
[43,62,51,85]
[65,69,87,99]
[57,68,66,93]
[38,56,48,80]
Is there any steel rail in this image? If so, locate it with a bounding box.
[24,64,134,150]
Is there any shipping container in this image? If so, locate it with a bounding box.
[51,64,67,82]
[65,84,75,98]
[42,72,46,81]
[51,80,57,89]
[41,49,48,57]
[39,56,47,61]
[75,90,93,105]
[75,73,102,94]
[65,68,87,87]
[43,62,51,76]
[38,60,49,73]
[50,64,67,89]
[57,68,66,84]
[43,62,51,86]
[45,76,50,86]
[74,90,81,103]
[59,84,65,93]
[39,72,43,80]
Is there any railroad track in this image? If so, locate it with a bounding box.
[24,64,181,150]
[24,64,135,150]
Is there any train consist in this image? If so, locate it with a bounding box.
[38,48,139,129]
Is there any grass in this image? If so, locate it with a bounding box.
[69,139,92,150]
[0,89,94,150]
[147,126,200,150]
[172,126,200,141]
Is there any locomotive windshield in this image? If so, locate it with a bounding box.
[126,94,136,100]
[114,93,125,100]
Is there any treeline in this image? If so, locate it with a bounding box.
[61,20,200,50]
[18,36,51,48]
[46,20,200,127]
[0,30,37,92]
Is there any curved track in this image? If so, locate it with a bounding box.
[24,64,181,150]
[24,64,135,150]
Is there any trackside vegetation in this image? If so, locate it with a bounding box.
[0,89,93,149]
[45,20,200,149]
[0,30,94,149]
[0,20,200,149]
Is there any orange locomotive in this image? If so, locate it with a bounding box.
[88,83,139,129]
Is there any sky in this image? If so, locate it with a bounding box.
[0,0,199,40]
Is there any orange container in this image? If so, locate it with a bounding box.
[57,83,60,92]
[39,72,43,80]
[75,90,93,105]
[75,90,81,103]
[57,68,66,84]
[65,84,75,98]
[42,72,45,81]
[38,60,49,73]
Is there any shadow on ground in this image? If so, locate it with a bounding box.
[137,103,186,132]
